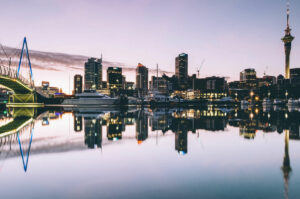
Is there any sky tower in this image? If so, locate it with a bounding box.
[281,2,294,79]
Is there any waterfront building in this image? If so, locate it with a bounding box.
[282,5,294,79]
[102,81,107,89]
[36,82,61,98]
[136,63,148,97]
[107,67,122,92]
[84,57,102,90]
[193,76,227,100]
[122,75,126,90]
[73,74,83,94]
[258,75,276,87]
[125,82,135,90]
[149,76,171,94]
[240,68,257,88]
[175,53,188,90]
[290,68,300,80]
[42,81,49,90]
[125,81,135,96]
[277,75,285,85]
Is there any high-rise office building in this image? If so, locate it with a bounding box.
[74,74,83,94]
[240,68,257,88]
[84,58,102,90]
[175,53,188,90]
[107,67,122,91]
[282,5,294,79]
[136,63,148,97]
[150,76,171,94]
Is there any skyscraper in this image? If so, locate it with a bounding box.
[282,4,294,79]
[84,57,102,90]
[73,74,83,94]
[175,53,188,90]
[107,67,123,91]
[136,63,148,97]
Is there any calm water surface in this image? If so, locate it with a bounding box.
[0,107,299,199]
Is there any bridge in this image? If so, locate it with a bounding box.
[0,107,38,171]
[0,37,44,107]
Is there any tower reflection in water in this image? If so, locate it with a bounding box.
[1,106,300,182]
[282,129,291,199]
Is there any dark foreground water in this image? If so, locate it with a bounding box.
[0,106,299,199]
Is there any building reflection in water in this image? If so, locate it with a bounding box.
[175,127,188,155]
[74,115,83,132]
[107,114,123,141]
[84,116,102,149]
[136,110,148,144]
[70,107,300,157]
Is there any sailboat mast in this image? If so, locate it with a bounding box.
[156,64,158,91]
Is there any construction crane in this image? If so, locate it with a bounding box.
[264,66,268,76]
[197,59,205,78]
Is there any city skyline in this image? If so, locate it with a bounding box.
[0,0,299,94]
[1,1,300,199]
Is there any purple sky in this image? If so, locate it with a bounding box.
[0,0,299,92]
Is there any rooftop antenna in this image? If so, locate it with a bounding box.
[287,0,290,28]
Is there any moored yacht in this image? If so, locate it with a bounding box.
[62,90,119,106]
[240,100,250,110]
[273,99,285,105]
[148,91,171,104]
[262,98,272,106]
[287,98,298,106]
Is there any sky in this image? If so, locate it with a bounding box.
[0,0,299,90]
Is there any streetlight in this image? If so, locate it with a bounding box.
[285,90,288,101]
[250,90,254,104]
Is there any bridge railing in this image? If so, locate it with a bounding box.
[0,65,34,89]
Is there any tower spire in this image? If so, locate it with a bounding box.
[282,0,294,79]
[287,1,290,28]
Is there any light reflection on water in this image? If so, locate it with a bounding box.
[0,106,299,199]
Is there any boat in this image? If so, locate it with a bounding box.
[62,90,119,106]
[240,100,249,109]
[287,98,298,106]
[273,99,285,105]
[262,98,272,106]
[149,91,171,104]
